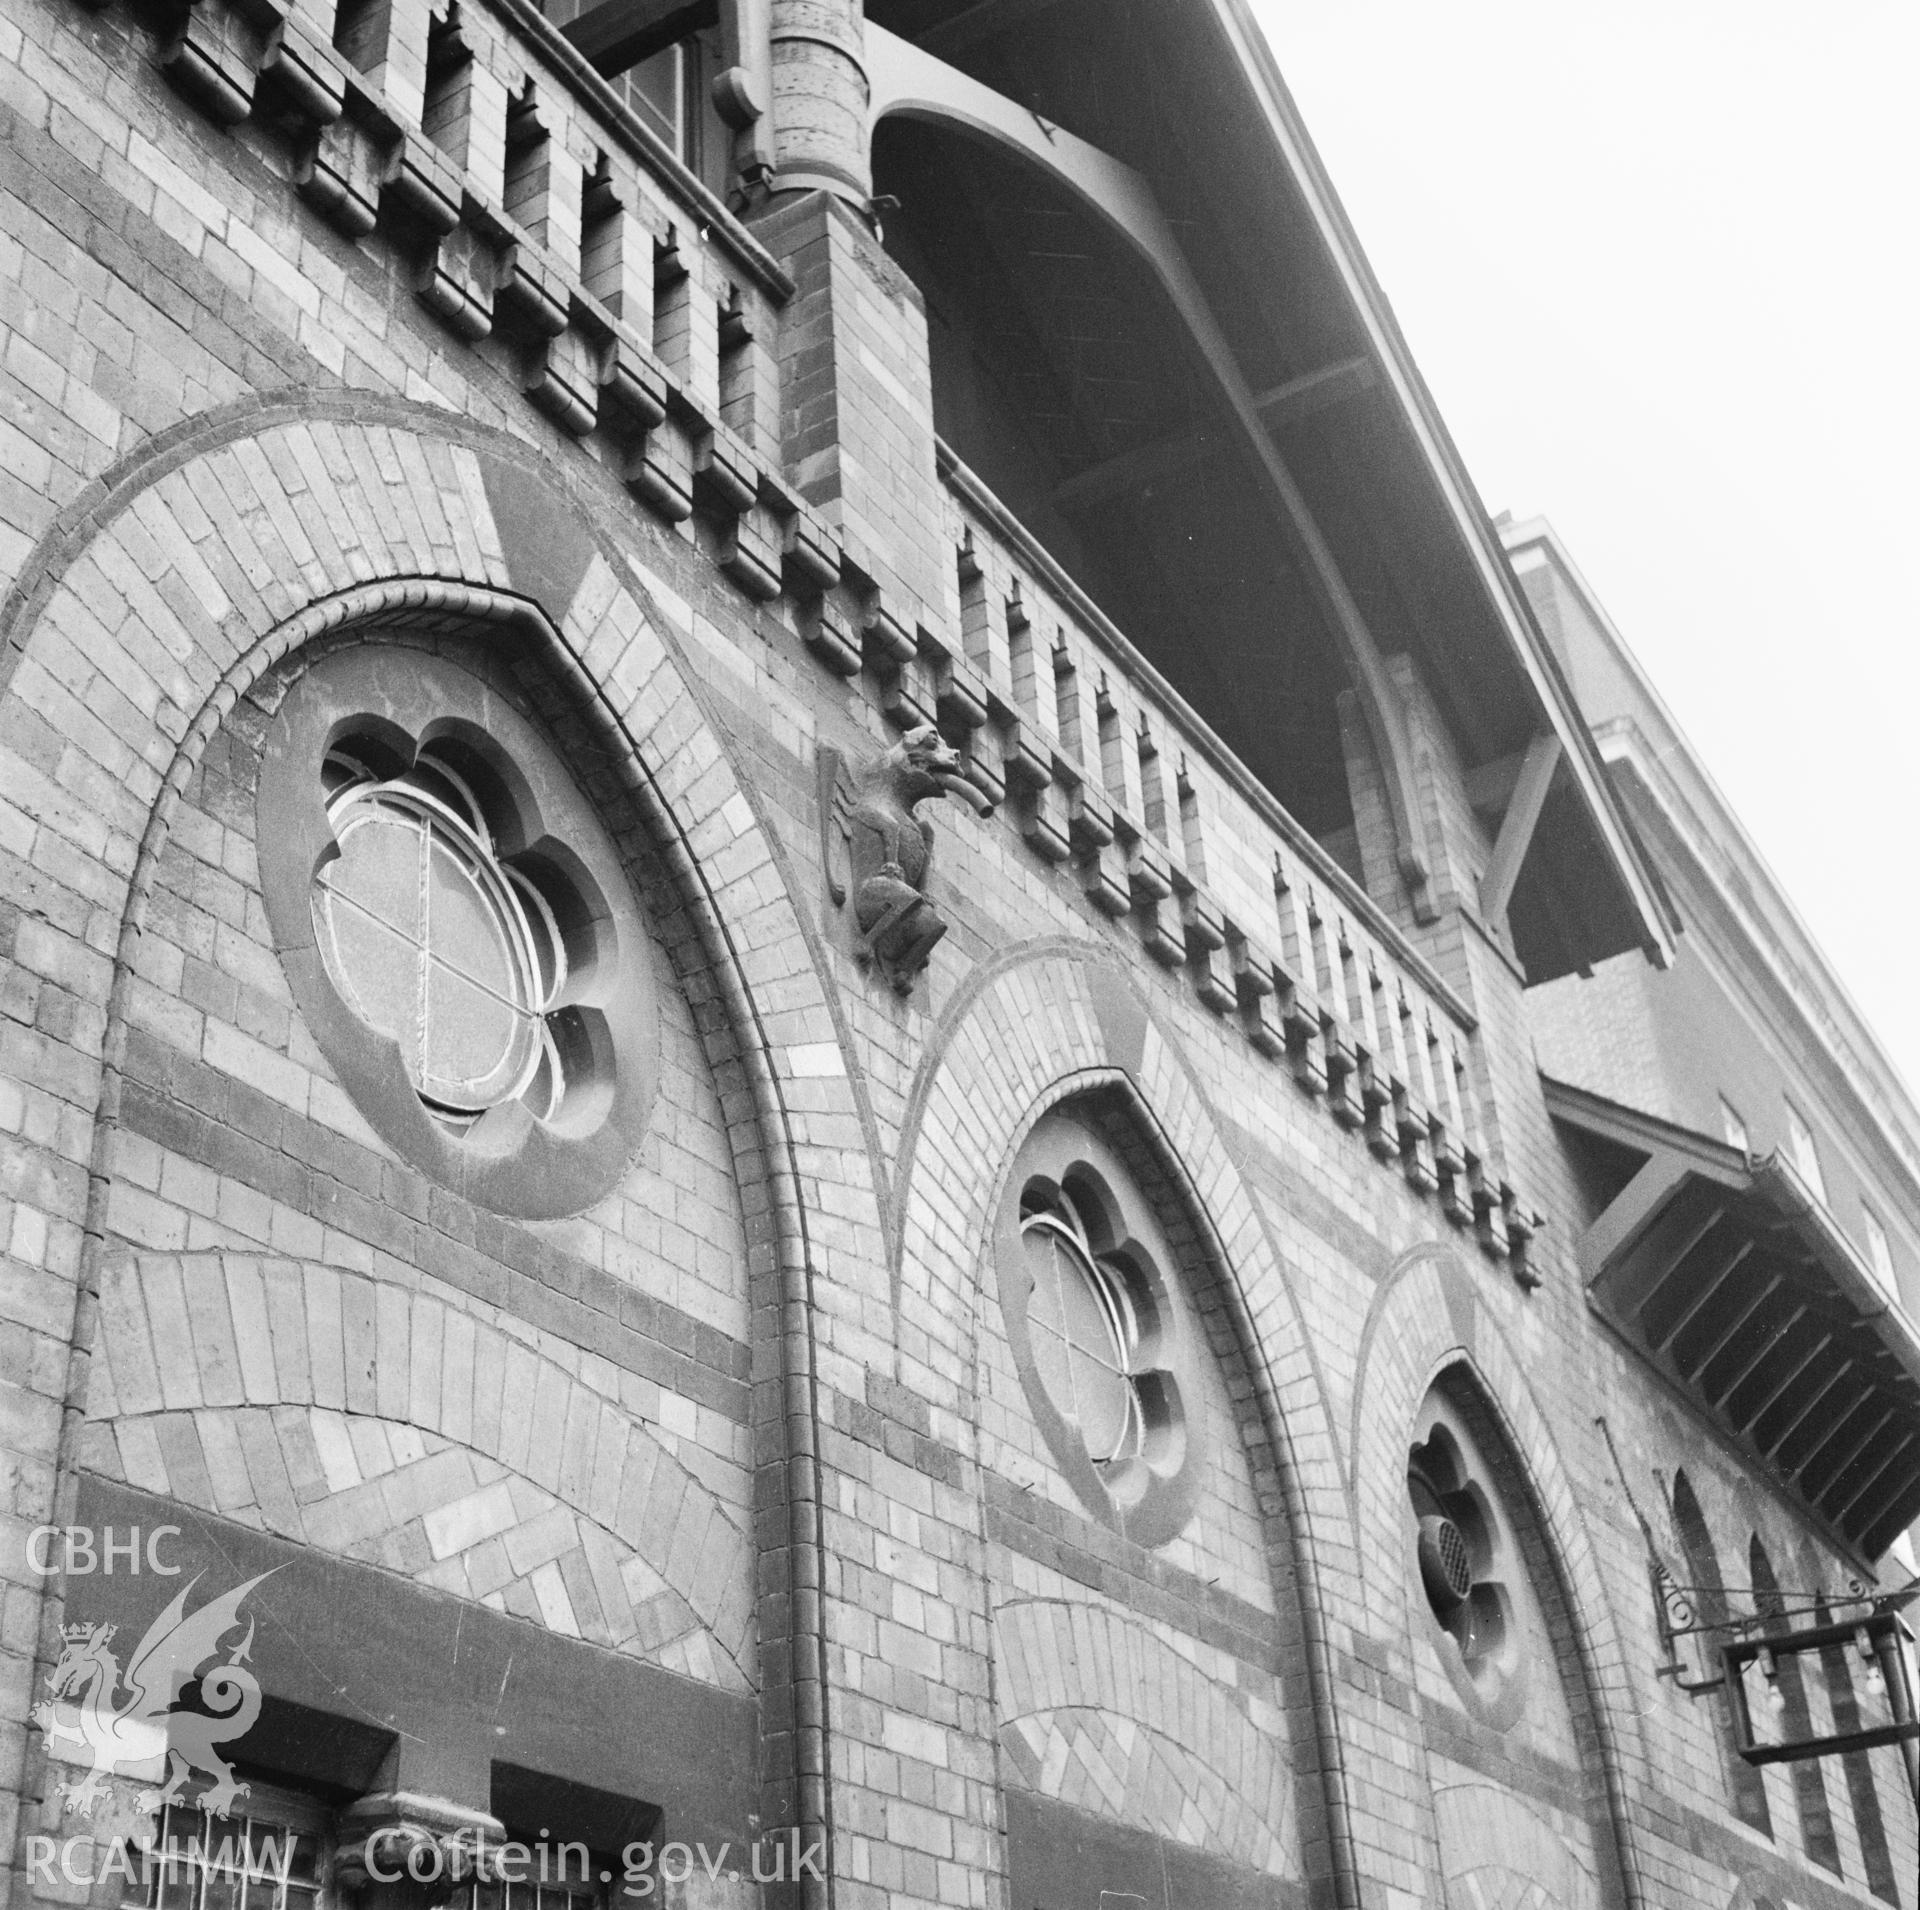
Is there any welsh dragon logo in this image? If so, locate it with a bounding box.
[32,1572,275,1819]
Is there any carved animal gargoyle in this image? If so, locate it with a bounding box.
[819,724,993,993]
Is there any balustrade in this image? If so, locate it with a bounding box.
[935,447,1538,1273]
[136,0,1542,1269]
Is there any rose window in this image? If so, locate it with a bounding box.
[257,646,660,1220]
[1407,1419,1518,1700]
[1020,1184,1148,1469]
[314,743,569,1128]
[993,1111,1203,1546]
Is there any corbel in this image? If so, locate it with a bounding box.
[999,715,1068,865]
[1183,891,1236,1015]
[720,508,784,600]
[852,581,938,725]
[1321,1009,1363,1131]
[493,230,570,339]
[799,599,860,676]
[878,620,939,732]
[916,624,991,739]
[1268,862,1326,1092]
[784,510,859,672]
[333,1794,506,1910]
[1022,781,1073,865]
[383,126,462,236]
[713,0,773,191]
[1125,832,1184,969]
[159,0,278,125]
[1393,1004,1441,1194]
[525,322,601,435]
[1359,1048,1399,1161]
[1064,774,1130,919]
[781,498,840,597]
[586,316,682,519]
[1398,1093,1439,1195]
[1340,942,1399,1163]
[1472,1162,1512,1259]
[591,318,671,438]
[1434,1120,1473,1227]
[1280,966,1327,1095]
[257,8,347,129]
[692,428,780,598]
[297,82,387,236]
[623,419,694,522]
[1231,935,1288,1060]
[418,225,495,340]
[860,597,920,675]
[738,465,800,605]
[1505,1197,1544,1289]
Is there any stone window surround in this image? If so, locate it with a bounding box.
[993,1109,1205,1549]
[257,643,660,1220]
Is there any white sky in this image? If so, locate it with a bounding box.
[1250,2,1920,1088]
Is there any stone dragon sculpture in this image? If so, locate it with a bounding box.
[819,723,992,993]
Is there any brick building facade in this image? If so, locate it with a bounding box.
[1,4,1915,1910]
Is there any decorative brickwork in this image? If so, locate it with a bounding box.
[79,1252,754,1688]
[992,1596,1295,1877]
[1349,1244,1649,1908]
[1430,1768,1602,1910]
[5,5,1917,1908]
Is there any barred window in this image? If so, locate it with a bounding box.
[132,1793,323,1910]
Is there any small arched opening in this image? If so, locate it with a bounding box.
[1749,1537,1841,1875]
[1670,1473,1773,1835]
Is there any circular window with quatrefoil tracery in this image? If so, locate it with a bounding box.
[258,644,659,1219]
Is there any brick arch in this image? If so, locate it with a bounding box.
[38,416,864,1180]
[1350,1242,1652,1909]
[993,1597,1295,1876]
[890,943,1363,1903]
[5,404,877,1875]
[80,1252,754,1688]
[894,948,1345,1518]
[0,406,884,1291]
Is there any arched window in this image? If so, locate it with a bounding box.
[1669,1473,1771,1834]
[1749,1537,1839,1874]
[1812,1596,1900,1902]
